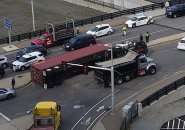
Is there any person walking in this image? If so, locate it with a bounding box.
[11,77,15,90]
[165,1,169,9]
[140,34,143,42]
[145,32,150,43]
[122,24,127,36]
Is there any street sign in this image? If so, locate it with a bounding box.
[4,18,12,30]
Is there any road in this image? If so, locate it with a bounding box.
[3,15,185,77]
[1,15,185,130]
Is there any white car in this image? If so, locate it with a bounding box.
[12,51,45,71]
[125,13,154,28]
[0,55,9,68]
[177,37,185,50]
[86,24,113,37]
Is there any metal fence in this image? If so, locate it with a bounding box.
[0,2,164,45]
[120,101,138,130]
[141,77,185,108]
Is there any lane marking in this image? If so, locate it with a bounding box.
[152,50,169,55]
[70,89,120,130]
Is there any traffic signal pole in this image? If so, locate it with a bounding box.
[66,62,115,115]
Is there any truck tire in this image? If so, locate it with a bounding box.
[107,31,112,35]
[147,21,150,25]
[115,77,123,85]
[125,74,132,82]
[148,66,156,75]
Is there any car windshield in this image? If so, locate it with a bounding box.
[39,35,45,40]
[21,48,28,54]
[18,57,28,62]
[131,17,138,21]
[90,27,98,32]
[180,40,185,43]
[69,37,77,44]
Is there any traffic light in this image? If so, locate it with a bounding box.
[62,61,67,70]
[83,64,88,75]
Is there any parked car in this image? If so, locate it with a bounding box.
[0,87,16,100]
[165,3,185,18]
[86,24,113,37]
[63,34,96,51]
[177,37,185,50]
[0,67,5,79]
[12,51,45,71]
[125,13,154,28]
[0,55,9,68]
[15,45,47,60]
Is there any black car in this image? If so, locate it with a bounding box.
[15,45,47,59]
[165,3,185,18]
[0,67,5,79]
[63,34,96,51]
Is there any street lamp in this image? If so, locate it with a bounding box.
[0,112,21,130]
[74,105,86,130]
[31,0,35,31]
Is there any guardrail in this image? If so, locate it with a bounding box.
[141,76,185,108]
[0,2,164,45]
[120,101,138,130]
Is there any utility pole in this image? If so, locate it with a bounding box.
[31,0,35,31]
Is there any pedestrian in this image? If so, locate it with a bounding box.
[165,1,169,9]
[145,32,150,43]
[11,77,15,90]
[140,34,143,42]
[122,24,127,36]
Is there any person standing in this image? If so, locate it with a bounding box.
[122,24,127,36]
[165,1,169,9]
[140,34,143,42]
[145,32,150,43]
[11,77,15,90]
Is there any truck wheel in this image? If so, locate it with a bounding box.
[115,77,123,85]
[21,66,26,71]
[147,21,150,24]
[71,47,74,51]
[125,74,131,82]
[148,66,156,75]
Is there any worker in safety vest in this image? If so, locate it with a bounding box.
[122,24,127,36]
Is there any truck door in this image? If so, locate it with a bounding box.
[138,55,148,70]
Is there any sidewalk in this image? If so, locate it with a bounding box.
[0,8,183,130]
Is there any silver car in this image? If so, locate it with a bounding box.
[0,55,9,68]
[0,87,16,100]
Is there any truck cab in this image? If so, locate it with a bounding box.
[31,23,74,48]
[31,33,54,47]
[31,101,61,130]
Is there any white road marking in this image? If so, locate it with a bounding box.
[70,89,120,130]
[96,106,105,112]
[0,112,11,122]
[152,50,169,55]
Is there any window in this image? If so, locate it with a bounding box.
[0,58,5,61]
[35,117,54,127]
[140,58,147,63]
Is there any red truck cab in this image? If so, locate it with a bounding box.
[31,33,54,47]
[31,23,74,48]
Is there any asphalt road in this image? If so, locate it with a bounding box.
[1,15,185,130]
[3,15,185,77]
